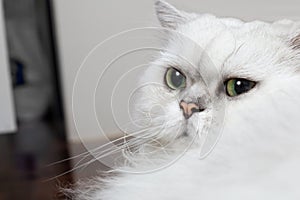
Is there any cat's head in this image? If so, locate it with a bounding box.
[130,0,300,157]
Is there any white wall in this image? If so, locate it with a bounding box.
[0,0,16,134]
[53,0,300,142]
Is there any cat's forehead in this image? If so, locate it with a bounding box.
[163,15,294,80]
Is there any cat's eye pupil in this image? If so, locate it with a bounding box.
[165,68,186,90]
[171,70,183,87]
[236,80,249,94]
[226,78,256,97]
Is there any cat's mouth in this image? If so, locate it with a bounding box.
[181,131,189,137]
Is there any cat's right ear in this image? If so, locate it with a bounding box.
[155,0,193,29]
[291,33,300,50]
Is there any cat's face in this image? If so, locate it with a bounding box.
[131,1,300,157]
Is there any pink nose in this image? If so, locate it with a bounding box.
[179,100,202,119]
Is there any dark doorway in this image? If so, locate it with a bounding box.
[0,0,73,199]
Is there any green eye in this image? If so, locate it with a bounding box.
[165,68,186,90]
[225,78,256,97]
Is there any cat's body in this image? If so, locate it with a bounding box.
[74,1,300,199]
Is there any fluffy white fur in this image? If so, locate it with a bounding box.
[73,1,300,199]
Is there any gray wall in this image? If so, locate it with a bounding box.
[0,0,16,134]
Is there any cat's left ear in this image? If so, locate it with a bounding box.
[272,20,300,50]
[291,33,300,50]
[155,0,195,29]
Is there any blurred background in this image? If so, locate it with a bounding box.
[0,0,299,199]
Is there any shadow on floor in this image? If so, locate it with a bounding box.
[0,120,73,200]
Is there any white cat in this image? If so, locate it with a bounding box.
[73,1,300,199]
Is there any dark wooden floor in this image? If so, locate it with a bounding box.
[0,120,73,200]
